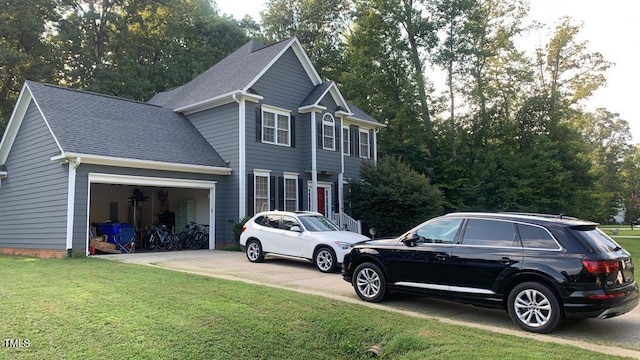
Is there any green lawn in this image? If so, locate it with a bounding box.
[599,226,639,266]
[0,256,630,360]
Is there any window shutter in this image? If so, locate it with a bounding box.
[270,175,277,211]
[334,118,340,152]
[278,176,284,210]
[333,181,339,215]
[298,178,304,210]
[255,108,262,142]
[350,125,359,157]
[290,116,296,148]
[247,174,255,215]
[369,129,374,159]
[317,118,323,149]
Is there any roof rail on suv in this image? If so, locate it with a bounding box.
[499,212,578,221]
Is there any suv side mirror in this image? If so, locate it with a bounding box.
[289,226,302,232]
[401,233,420,247]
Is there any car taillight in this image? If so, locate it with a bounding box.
[241,225,247,233]
[582,260,619,274]
[588,292,627,300]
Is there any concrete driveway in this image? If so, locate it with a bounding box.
[98,250,640,359]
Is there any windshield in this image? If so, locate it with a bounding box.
[299,215,340,232]
[572,226,622,253]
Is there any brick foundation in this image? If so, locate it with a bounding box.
[0,248,68,259]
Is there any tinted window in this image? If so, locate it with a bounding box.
[518,224,559,249]
[282,216,300,231]
[415,217,462,244]
[572,226,622,253]
[462,219,516,247]
[259,214,281,228]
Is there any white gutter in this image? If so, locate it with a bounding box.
[51,153,232,176]
[175,91,263,115]
[233,93,247,218]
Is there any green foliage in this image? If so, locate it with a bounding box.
[350,156,443,237]
[232,216,252,243]
[52,0,247,100]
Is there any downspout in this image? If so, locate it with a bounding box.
[310,111,318,212]
[373,129,379,163]
[65,157,81,257]
[233,93,246,219]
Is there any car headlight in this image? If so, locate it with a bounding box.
[335,241,352,250]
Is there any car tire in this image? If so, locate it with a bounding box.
[352,262,387,302]
[314,247,337,273]
[507,281,563,333]
[245,239,265,263]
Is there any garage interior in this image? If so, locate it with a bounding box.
[89,183,210,254]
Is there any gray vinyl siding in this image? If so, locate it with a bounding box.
[344,156,367,181]
[186,103,240,224]
[0,101,68,249]
[71,165,234,250]
[316,96,341,174]
[245,48,315,174]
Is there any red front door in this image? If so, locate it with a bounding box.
[317,188,326,216]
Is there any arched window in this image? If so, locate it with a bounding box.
[322,113,335,150]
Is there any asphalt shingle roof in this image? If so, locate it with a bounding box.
[347,101,379,124]
[300,82,333,108]
[26,81,228,168]
[148,39,293,110]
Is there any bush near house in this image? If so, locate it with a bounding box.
[350,156,444,237]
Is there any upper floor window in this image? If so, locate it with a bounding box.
[262,107,290,146]
[322,113,335,150]
[342,126,350,155]
[359,130,370,158]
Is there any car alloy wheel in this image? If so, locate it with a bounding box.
[508,282,562,333]
[314,247,337,273]
[246,239,265,263]
[353,263,387,302]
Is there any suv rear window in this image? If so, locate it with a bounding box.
[571,226,621,253]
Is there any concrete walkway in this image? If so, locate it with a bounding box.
[97,250,640,359]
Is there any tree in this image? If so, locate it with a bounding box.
[0,0,67,136]
[52,0,247,100]
[349,156,443,237]
[575,109,632,222]
[260,0,351,81]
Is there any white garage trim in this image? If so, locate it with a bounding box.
[86,173,217,255]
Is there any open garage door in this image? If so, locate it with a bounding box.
[87,173,216,255]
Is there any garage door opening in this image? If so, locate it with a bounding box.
[87,173,216,255]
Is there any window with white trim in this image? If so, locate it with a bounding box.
[342,126,350,155]
[262,107,290,146]
[254,170,270,212]
[284,173,299,212]
[322,113,335,150]
[359,130,370,158]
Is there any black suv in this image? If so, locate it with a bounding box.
[342,212,638,333]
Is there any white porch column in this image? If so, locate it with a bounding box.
[310,111,318,212]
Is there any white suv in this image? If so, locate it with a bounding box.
[239,211,369,272]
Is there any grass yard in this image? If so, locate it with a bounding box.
[0,256,630,360]
[599,226,640,266]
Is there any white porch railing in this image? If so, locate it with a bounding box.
[333,212,362,234]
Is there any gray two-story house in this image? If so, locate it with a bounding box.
[0,37,383,257]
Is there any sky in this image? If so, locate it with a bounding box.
[215,0,640,143]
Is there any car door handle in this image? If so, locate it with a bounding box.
[436,254,449,261]
[499,257,513,265]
